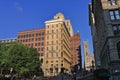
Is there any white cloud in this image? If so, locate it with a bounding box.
[14,2,23,13]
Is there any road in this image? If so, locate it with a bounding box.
[36,73,74,80]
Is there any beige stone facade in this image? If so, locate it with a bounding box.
[84,41,94,71]
[43,13,73,76]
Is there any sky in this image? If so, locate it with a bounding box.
[0,0,93,66]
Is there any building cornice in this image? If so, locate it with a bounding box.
[45,19,64,24]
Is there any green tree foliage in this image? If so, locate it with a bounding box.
[0,43,41,78]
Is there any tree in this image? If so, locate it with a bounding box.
[0,42,41,79]
[0,43,10,75]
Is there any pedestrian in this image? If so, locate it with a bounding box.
[33,75,36,80]
[46,77,49,80]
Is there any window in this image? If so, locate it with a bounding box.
[47,31,49,34]
[47,25,49,28]
[112,24,120,35]
[38,38,41,41]
[38,43,40,46]
[61,53,63,57]
[41,58,43,63]
[32,38,34,41]
[35,43,37,46]
[42,42,44,46]
[52,25,54,28]
[46,53,48,58]
[117,42,120,59]
[56,64,58,67]
[108,0,117,6]
[36,38,38,41]
[47,47,49,50]
[47,42,49,45]
[41,48,44,51]
[42,37,44,40]
[36,33,38,36]
[61,24,63,27]
[29,39,31,42]
[52,41,54,44]
[23,35,25,38]
[51,46,53,50]
[56,53,58,57]
[39,33,41,36]
[115,10,120,19]
[56,29,58,33]
[56,24,58,27]
[46,61,48,63]
[23,39,25,42]
[61,64,63,67]
[32,33,34,37]
[31,43,33,47]
[56,46,58,50]
[51,53,53,57]
[52,35,54,39]
[110,11,115,20]
[42,32,44,36]
[26,39,28,42]
[38,48,40,51]
[51,64,53,67]
[52,30,54,33]
[56,35,58,38]
[29,34,31,37]
[109,10,120,20]
[47,36,49,39]
[56,41,58,44]
[26,34,28,38]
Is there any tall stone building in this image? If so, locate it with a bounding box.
[70,32,82,70]
[89,0,120,79]
[17,28,45,61]
[84,41,94,71]
[43,13,73,76]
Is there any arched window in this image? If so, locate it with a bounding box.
[117,42,120,58]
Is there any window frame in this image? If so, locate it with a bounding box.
[109,9,120,20]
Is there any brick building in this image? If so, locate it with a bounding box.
[70,32,82,70]
[17,28,45,61]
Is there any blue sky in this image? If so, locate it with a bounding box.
[0,0,93,65]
